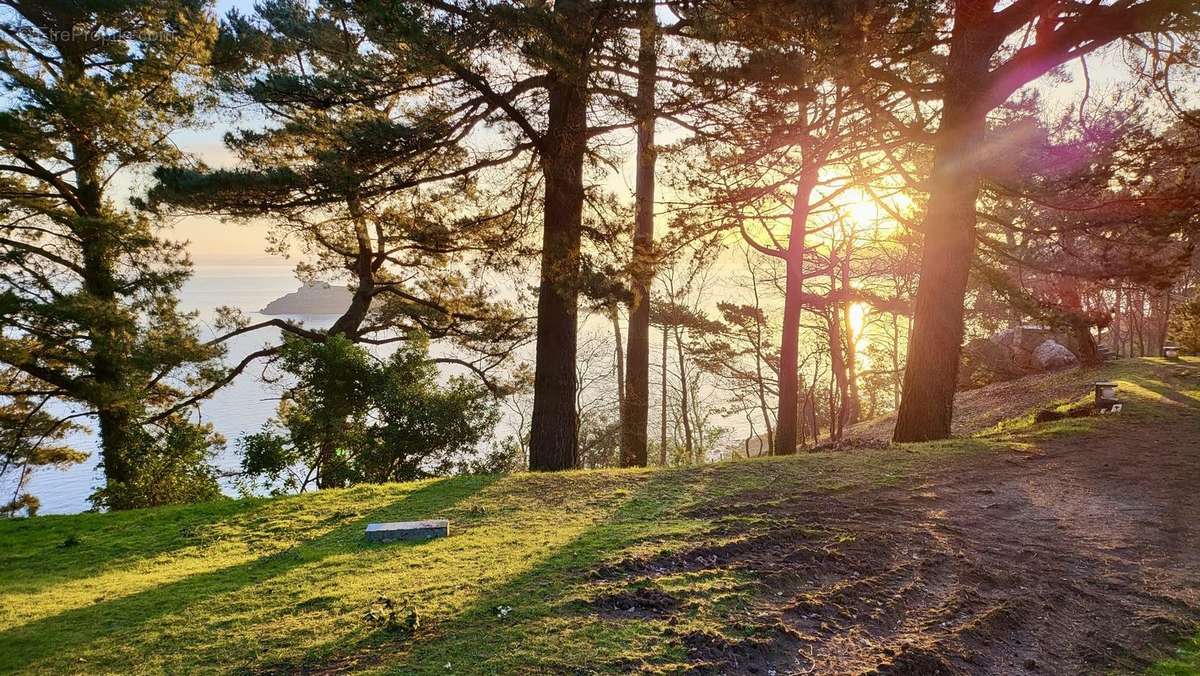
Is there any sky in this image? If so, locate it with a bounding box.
[160,0,276,266]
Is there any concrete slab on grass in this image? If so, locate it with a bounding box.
[365,519,449,543]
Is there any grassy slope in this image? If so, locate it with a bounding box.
[0,358,1196,675]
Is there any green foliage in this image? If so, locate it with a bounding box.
[148,0,529,366]
[89,418,224,512]
[0,371,87,516]
[239,335,499,492]
[1169,291,1200,353]
[0,0,225,508]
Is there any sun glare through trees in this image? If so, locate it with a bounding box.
[2,0,1200,672]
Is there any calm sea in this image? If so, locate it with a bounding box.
[9,265,335,515]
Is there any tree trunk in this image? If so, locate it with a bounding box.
[796,375,808,448]
[808,383,820,444]
[674,326,694,461]
[828,304,848,441]
[329,193,376,338]
[892,14,992,443]
[620,0,658,468]
[839,254,860,430]
[610,302,625,407]
[774,176,816,455]
[529,68,587,471]
[1111,289,1122,356]
[96,407,136,502]
[72,124,140,502]
[659,322,669,466]
[891,313,903,410]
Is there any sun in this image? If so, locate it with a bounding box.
[846,198,879,227]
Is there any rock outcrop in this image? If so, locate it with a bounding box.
[959,326,1085,389]
[260,282,352,315]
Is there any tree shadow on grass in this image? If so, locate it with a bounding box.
[287,467,725,675]
[0,496,277,595]
[1124,374,1200,411]
[0,475,496,672]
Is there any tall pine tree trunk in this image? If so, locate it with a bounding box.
[892,13,991,443]
[620,0,658,468]
[529,67,588,471]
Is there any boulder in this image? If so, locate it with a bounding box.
[959,337,1031,389]
[961,330,1085,389]
[1032,340,1078,370]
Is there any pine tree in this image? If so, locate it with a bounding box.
[150,0,528,389]
[889,0,1200,442]
[0,0,227,508]
[347,0,645,470]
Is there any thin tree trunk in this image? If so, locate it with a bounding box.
[674,325,694,461]
[660,322,669,466]
[745,250,775,453]
[891,313,902,409]
[529,65,588,471]
[754,335,774,455]
[839,248,859,430]
[1111,288,1122,356]
[610,302,625,407]
[829,307,848,441]
[809,383,820,445]
[619,0,657,468]
[796,374,808,448]
[774,175,817,455]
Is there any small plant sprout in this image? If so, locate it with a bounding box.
[363,596,420,635]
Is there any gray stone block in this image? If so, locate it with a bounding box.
[365,519,449,543]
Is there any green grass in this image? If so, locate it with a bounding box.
[1,358,1197,674]
[1149,635,1200,676]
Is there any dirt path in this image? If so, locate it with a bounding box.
[604,398,1200,673]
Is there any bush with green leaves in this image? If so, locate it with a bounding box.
[239,335,499,493]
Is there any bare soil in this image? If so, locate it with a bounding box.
[604,393,1200,673]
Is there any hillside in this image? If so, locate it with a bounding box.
[1,359,1198,675]
[845,363,1112,443]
